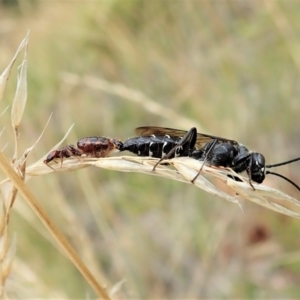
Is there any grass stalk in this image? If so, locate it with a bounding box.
[0,150,111,299]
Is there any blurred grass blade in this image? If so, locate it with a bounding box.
[61,72,201,130]
[0,33,28,103]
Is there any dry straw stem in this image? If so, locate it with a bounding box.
[11,48,28,160]
[0,36,111,299]
[0,151,111,299]
[0,32,29,297]
[28,155,300,219]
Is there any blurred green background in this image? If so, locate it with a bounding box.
[1,0,300,298]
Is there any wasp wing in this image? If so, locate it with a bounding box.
[136,126,238,149]
[194,132,239,148]
[136,126,188,138]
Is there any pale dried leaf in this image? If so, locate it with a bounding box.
[0,33,28,103]
[26,159,90,177]
[11,58,27,130]
[172,159,241,205]
[172,157,300,217]
[26,155,241,206]
[11,42,28,160]
[227,179,300,218]
[24,154,300,218]
[91,156,193,183]
[0,68,11,104]
[0,181,16,211]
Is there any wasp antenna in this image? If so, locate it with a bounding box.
[266,157,300,168]
[266,171,300,192]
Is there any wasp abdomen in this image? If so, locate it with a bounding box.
[121,135,185,158]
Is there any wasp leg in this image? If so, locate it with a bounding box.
[191,139,218,183]
[152,127,197,171]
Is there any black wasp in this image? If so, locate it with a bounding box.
[120,126,300,191]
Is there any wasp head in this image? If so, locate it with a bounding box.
[248,153,266,183]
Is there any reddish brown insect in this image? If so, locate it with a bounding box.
[44,144,83,165]
[44,137,123,166]
[77,136,123,158]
